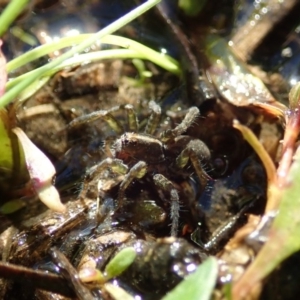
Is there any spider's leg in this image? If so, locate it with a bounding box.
[79,158,128,200]
[117,161,147,204]
[124,104,139,132]
[144,101,161,135]
[66,104,139,134]
[153,174,180,237]
[160,106,200,142]
[66,109,124,134]
[103,136,116,158]
[107,104,139,132]
[88,158,128,178]
[176,139,211,191]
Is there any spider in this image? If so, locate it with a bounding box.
[67,101,211,236]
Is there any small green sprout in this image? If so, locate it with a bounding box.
[79,247,136,284]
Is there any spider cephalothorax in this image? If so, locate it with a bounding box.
[68,101,211,236]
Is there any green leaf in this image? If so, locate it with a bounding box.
[0,109,27,192]
[0,0,30,37]
[0,109,14,180]
[162,257,218,300]
[104,247,136,280]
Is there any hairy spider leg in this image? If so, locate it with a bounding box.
[66,104,139,134]
[79,158,128,201]
[67,109,123,134]
[103,136,117,158]
[67,100,166,135]
[125,104,139,132]
[160,106,200,142]
[176,139,211,191]
[117,161,148,205]
[144,100,161,135]
[153,174,180,237]
[108,104,139,132]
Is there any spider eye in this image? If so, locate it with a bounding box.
[121,135,137,148]
[212,156,229,177]
[121,134,130,145]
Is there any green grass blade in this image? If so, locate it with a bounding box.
[0,0,161,108]
[0,0,30,37]
[7,47,179,94]
[7,34,179,75]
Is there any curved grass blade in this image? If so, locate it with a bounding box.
[0,0,30,37]
[0,109,27,193]
[7,34,179,75]
[0,0,161,108]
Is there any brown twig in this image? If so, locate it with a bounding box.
[0,261,75,297]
